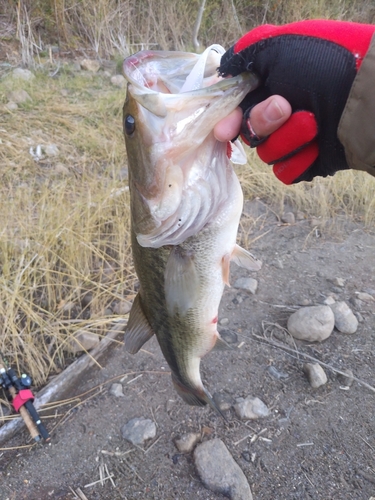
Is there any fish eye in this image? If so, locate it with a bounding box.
[124,114,135,135]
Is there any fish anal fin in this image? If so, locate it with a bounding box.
[221,254,231,286]
[214,334,234,351]
[171,373,227,420]
[164,247,199,315]
[232,244,262,271]
[125,293,155,354]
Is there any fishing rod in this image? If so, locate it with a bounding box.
[0,353,50,442]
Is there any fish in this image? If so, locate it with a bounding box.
[122,46,260,415]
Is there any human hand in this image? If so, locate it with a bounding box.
[216,20,375,184]
[214,95,291,142]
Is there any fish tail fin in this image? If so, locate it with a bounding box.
[171,373,227,420]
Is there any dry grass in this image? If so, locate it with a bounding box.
[239,151,375,228]
[0,66,136,385]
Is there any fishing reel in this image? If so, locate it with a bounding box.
[0,357,50,442]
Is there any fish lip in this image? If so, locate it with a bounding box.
[123,50,259,97]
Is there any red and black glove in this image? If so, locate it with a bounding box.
[218,20,375,184]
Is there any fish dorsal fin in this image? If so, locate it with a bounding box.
[164,247,199,316]
[125,293,155,354]
[232,244,262,271]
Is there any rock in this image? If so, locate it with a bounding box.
[337,368,354,387]
[7,90,32,103]
[5,102,18,111]
[295,211,305,220]
[349,297,364,310]
[333,277,345,287]
[109,383,124,397]
[12,68,35,81]
[112,299,132,315]
[267,365,289,380]
[121,417,156,445]
[80,59,101,72]
[355,292,374,302]
[213,392,232,412]
[323,296,336,305]
[354,312,364,323]
[44,144,59,156]
[219,329,238,344]
[287,305,334,342]
[304,363,328,388]
[234,396,269,420]
[174,432,200,453]
[233,277,258,294]
[281,212,295,224]
[329,301,358,334]
[299,298,312,306]
[219,317,229,326]
[67,330,100,354]
[111,74,126,88]
[194,439,253,500]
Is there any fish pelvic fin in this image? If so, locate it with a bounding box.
[232,244,262,271]
[221,254,231,287]
[125,293,155,354]
[171,373,227,420]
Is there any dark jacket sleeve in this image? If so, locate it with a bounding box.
[338,33,375,176]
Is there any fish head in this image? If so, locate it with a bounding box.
[123,49,259,245]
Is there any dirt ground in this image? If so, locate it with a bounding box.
[1,199,375,500]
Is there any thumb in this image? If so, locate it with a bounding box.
[249,95,291,137]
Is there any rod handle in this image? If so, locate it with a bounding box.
[8,386,41,442]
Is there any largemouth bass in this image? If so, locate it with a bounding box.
[122,46,260,414]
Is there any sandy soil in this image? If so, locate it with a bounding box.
[1,200,375,500]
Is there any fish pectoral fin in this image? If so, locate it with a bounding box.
[164,248,199,315]
[124,293,155,354]
[231,244,262,271]
[171,373,226,419]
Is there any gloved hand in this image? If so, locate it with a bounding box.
[218,20,375,184]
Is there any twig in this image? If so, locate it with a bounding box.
[105,463,116,488]
[252,333,375,394]
[84,473,115,488]
[233,432,253,446]
[144,435,162,454]
[101,449,134,457]
[75,488,89,500]
[359,435,375,452]
[68,486,79,499]
[0,444,33,452]
[127,374,143,384]
[192,0,206,51]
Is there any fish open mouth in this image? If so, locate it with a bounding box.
[123,46,259,247]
